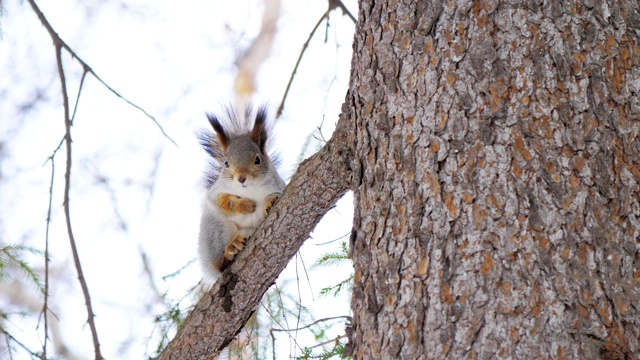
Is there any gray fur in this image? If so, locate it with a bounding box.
[197,104,286,285]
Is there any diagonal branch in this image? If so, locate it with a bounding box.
[276,0,357,118]
[329,0,357,24]
[26,0,177,147]
[276,9,329,119]
[270,315,352,333]
[157,106,354,359]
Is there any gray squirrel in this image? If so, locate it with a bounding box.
[198,105,286,285]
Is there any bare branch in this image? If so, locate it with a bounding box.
[328,0,357,24]
[276,10,329,118]
[276,0,356,118]
[39,68,83,357]
[261,302,303,352]
[298,251,314,301]
[26,0,177,147]
[270,315,351,333]
[70,70,89,122]
[306,334,347,351]
[55,41,103,360]
[42,151,56,359]
[0,329,41,358]
[25,1,176,357]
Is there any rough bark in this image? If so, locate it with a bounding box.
[156,114,353,359]
[348,0,640,359]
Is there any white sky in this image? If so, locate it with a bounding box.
[0,0,357,358]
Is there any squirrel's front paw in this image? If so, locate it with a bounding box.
[217,193,256,214]
[264,194,280,215]
[224,236,246,261]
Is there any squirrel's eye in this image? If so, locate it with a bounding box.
[224,160,229,168]
[254,155,262,165]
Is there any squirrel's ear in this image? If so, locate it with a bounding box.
[207,113,229,150]
[251,107,268,152]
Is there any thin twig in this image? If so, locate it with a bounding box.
[39,69,83,360]
[269,327,276,360]
[315,231,351,246]
[262,303,303,356]
[71,70,89,122]
[276,10,329,118]
[41,154,56,359]
[41,133,66,360]
[299,251,314,301]
[56,39,104,360]
[294,253,302,358]
[1,329,41,358]
[140,247,164,304]
[308,334,347,350]
[5,334,13,360]
[276,0,356,119]
[26,0,177,147]
[270,315,351,333]
[273,284,293,353]
[26,0,170,357]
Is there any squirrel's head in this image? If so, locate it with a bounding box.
[207,109,270,187]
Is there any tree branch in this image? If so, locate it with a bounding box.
[26,0,176,147]
[270,315,351,333]
[26,1,176,357]
[328,0,357,24]
[276,10,329,118]
[276,0,356,118]
[40,62,87,360]
[56,43,103,360]
[42,150,56,359]
[157,109,354,359]
[276,0,358,118]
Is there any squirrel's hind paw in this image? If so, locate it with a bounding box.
[224,236,246,261]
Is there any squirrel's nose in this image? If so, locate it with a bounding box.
[238,175,247,184]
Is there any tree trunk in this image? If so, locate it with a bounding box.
[348,0,640,359]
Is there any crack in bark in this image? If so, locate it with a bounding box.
[217,272,239,313]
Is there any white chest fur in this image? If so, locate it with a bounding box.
[208,178,281,236]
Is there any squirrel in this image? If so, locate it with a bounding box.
[197,105,286,284]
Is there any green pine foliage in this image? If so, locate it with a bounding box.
[0,245,44,294]
[0,244,45,358]
[318,241,353,298]
[296,339,348,360]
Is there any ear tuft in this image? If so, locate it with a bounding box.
[207,113,229,149]
[250,106,268,152]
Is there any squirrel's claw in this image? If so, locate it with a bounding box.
[264,193,280,215]
[224,235,246,261]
